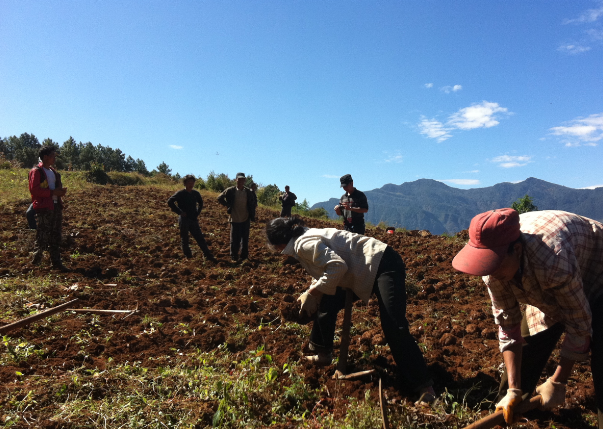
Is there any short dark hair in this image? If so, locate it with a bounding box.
[182,174,196,184]
[39,146,56,160]
[265,217,306,246]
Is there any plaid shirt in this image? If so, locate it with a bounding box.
[282,228,387,303]
[485,211,603,361]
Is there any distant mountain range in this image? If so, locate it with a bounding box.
[311,178,603,235]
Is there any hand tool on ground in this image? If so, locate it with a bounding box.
[462,395,542,429]
[332,288,376,380]
[0,298,79,335]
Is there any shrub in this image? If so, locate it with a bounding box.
[107,172,145,186]
[206,171,235,192]
[257,184,281,206]
[85,162,110,185]
[511,194,538,214]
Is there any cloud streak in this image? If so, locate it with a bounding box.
[557,43,591,54]
[441,84,462,93]
[418,101,511,142]
[563,3,603,24]
[384,154,403,163]
[169,145,183,149]
[418,117,453,142]
[491,155,532,168]
[549,112,603,146]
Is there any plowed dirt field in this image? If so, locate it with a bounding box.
[0,186,597,428]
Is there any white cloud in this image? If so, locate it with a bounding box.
[462,170,480,174]
[563,3,603,24]
[586,28,603,40]
[549,112,603,146]
[491,155,532,168]
[448,101,510,130]
[581,184,603,189]
[322,174,339,179]
[384,154,403,163]
[557,43,592,54]
[169,145,183,149]
[417,101,510,142]
[440,179,480,185]
[441,84,463,94]
[424,83,433,88]
[418,117,452,143]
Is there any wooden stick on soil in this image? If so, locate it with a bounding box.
[462,395,542,429]
[0,299,79,335]
[67,309,138,315]
[379,378,390,429]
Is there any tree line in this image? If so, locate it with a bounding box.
[1,132,329,218]
[0,133,150,174]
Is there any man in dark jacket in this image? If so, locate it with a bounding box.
[217,172,256,262]
[279,186,297,217]
[168,175,216,262]
[28,146,68,270]
[334,174,369,235]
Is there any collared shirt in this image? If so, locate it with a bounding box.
[230,188,248,223]
[281,228,387,303]
[485,210,603,361]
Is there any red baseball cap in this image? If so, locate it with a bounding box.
[452,208,520,276]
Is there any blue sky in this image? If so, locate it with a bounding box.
[1,1,602,206]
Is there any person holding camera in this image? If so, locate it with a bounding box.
[334,174,368,235]
[279,185,297,217]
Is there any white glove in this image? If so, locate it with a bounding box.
[536,378,566,409]
[495,388,523,424]
[298,291,319,317]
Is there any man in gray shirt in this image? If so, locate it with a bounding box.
[217,172,257,262]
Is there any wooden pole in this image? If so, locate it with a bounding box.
[0,299,79,335]
[67,309,137,315]
[333,289,354,378]
[380,378,390,429]
[462,395,542,429]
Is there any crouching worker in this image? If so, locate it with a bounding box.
[167,175,217,263]
[265,217,436,402]
[452,209,603,427]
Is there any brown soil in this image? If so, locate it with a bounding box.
[0,186,597,428]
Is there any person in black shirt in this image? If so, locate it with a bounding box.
[167,175,216,262]
[279,185,297,217]
[334,174,368,235]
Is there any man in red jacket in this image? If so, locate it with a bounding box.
[28,146,68,270]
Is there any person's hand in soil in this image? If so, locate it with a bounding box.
[298,290,319,317]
